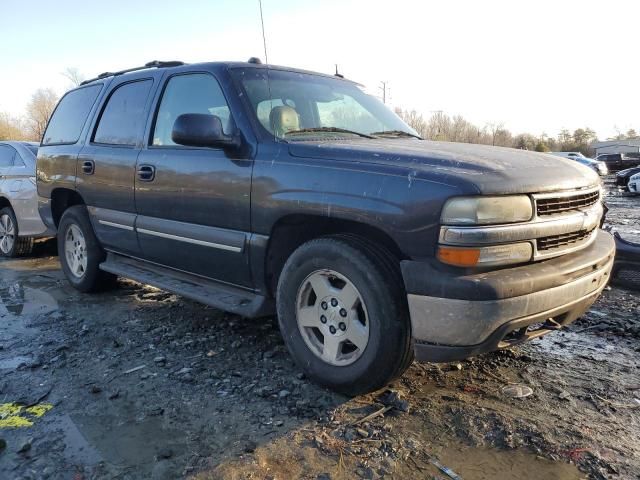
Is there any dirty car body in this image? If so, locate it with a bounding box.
[36,61,615,394]
[0,141,52,257]
[611,231,640,290]
[615,165,640,191]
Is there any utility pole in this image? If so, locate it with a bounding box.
[379,81,389,104]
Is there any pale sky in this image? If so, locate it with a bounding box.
[1,0,638,139]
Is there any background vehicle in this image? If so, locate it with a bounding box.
[549,152,607,175]
[616,166,640,191]
[575,157,608,176]
[549,151,585,159]
[37,60,614,395]
[596,152,640,172]
[611,231,640,290]
[0,141,52,257]
[628,172,640,194]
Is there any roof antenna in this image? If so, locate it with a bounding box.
[258,0,276,140]
[335,64,344,78]
[258,0,269,65]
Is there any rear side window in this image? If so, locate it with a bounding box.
[42,85,102,145]
[94,80,153,146]
[0,145,16,167]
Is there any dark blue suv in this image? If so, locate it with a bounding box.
[37,60,615,394]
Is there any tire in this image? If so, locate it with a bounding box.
[276,235,412,396]
[0,207,33,258]
[57,205,116,292]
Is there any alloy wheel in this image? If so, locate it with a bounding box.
[296,269,370,366]
[64,224,88,278]
[0,213,15,254]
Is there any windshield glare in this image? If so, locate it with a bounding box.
[233,68,418,140]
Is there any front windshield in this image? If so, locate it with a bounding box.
[232,68,418,140]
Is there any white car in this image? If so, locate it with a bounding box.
[0,141,52,257]
[629,172,640,194]
[549,151,586,159]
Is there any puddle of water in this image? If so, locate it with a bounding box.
[0,283,59,346]
[433,444,585,480]
[0,355,32,369]
[0,284,59,318]
[530,331,635,368]
[70,414,186,468]
[47,415,103,466]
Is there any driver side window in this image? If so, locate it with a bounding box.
[153,73,232,147]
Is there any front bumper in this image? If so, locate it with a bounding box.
[402,230,615,362]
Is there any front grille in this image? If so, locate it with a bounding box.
[536,190,599,216]
[537,229,594,251]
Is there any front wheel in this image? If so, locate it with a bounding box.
[57,205,116,292]
[276,236,412,396]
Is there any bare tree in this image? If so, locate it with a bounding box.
[395,108,427,138]
[426,111,451,141]
[487,122,511,146]
[26,88,59,141]
[626,129,640,140]
[61,67,85,88]
[0,112,28,141]
[395,105,596,154]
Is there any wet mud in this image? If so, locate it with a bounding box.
[0,180,638,479]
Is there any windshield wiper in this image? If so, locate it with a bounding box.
[284,127,374,139]
[370,130,422,139]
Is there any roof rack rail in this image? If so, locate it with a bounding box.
[80,60,185,85]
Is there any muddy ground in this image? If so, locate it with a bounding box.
[1,179,638,480]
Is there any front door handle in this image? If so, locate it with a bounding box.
[137,164,156,182]
[81,160,94,175]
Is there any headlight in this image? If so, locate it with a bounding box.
[441,195,533,225]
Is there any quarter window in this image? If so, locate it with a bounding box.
[94,80,153,146]
[0,145,16,167]
[42,85,102,145]
[152,74,232,147]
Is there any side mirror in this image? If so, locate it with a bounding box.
[171,113,237,148]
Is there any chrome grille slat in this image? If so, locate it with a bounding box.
[536,190,600,216]
[537,229,594,251]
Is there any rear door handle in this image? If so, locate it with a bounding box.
[137,164,156,182]
[81,160,94,175]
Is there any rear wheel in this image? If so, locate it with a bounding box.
[57,205,116,292]
[0,207,33,258]
[276,236,412,395]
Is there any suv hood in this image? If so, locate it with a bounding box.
[288,139,599,194]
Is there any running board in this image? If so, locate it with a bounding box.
[100,253,274,318]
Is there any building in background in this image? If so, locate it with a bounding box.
[592,139,640,156]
